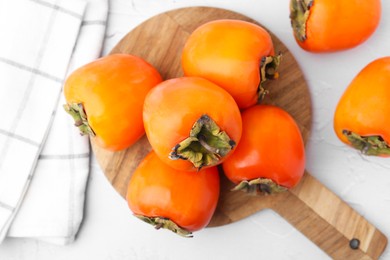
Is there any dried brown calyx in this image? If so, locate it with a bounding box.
[258,53,282,101]
[232,178,288,195]
[63,103,95,136]
[290,0,314,42]
[343,130,390,156]
[135,215,193,238]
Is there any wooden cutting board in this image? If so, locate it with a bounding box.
[91,7,387,259]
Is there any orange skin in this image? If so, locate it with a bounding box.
[143,77,242,171]
[222,105,305,189]
[296,0,381,52]
[64,54,162,151]
[334,56,390,156]
[182,19,275,109]
[127,151,220,232]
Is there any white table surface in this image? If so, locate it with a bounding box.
[1,0,390,259]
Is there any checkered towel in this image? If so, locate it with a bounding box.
[0,0,108,245]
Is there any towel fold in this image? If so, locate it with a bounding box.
[0,0,108,245]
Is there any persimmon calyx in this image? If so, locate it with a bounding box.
[259,53,282,101]
[343,130,390,156]
[63,103,96,137]
[169,114,236,170]
[232,178,288,194]
[290,0,313,42]
[135,215,193,238]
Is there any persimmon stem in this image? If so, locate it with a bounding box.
[198,134,220,155]
[169,114,235,170]
[232,178,288,195]
[63,103,96,137]
[135,215,193,238]
[343,130,390,156]
[290,0,313,42]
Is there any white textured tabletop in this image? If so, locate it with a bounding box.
[1,0,390,259]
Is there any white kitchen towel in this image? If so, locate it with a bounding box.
[0,0,108,245]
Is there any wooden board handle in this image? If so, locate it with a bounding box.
[273,172,387,259]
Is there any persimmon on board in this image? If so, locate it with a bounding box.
[126,151,220,237]
[64,54,162,151]
[223,105,306,194]
[143,77,242,171]
[182,19,281,109]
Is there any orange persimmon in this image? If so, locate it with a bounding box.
[334,57,390,156]
[182,19,281,109]
[143,77,242,171]
[64,54,162,151]
[127,151,220,237]
[223,105,305,193]
[290,0,381,52]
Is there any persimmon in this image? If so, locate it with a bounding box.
[334,57,390,157]
[290,0,381,52]
[143,77,242,171]
[64,54,162,151]
[126,151,220,237]
[182,19,281,109]
[222,105,305,193]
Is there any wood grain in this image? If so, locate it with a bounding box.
[91,7,387,259]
